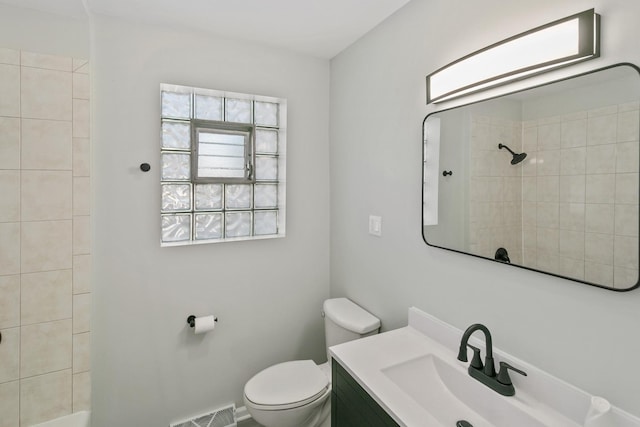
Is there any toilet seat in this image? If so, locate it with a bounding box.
[244,360,329,411]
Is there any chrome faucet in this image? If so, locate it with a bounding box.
[457,323,527,396]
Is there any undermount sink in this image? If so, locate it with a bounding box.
[382,354,561,427]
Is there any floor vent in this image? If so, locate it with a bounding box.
[170,404,236,427]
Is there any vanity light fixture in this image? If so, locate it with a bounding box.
[426,9,600,103]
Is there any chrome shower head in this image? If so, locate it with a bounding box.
[498,143,527,165]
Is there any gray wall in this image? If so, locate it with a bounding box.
[330,0,640,417]
[91,15,330,426]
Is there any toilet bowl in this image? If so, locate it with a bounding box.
[243,298,380,427]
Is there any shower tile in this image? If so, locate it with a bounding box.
[615,173,639,204]
[21,67,72,120]
[21,270,72,325]
[588,105,618,117]
[559,257,584,281]
[585,233,614,265]
[73,371,91,412]
[614,266,639,289]
[536,150,560,176]
[73,293,91,334]
[0,276,20,329]
[561,119,587,148]
[73,177,91,216]
[614,235,639,269]
[0,64,20,117]
[587,114,617,145]
[21,119,72,170]
[619,101,640,112]
[72,59,89,74]
[615,204,639,237]
[21,319,72,378]
[73,138,91,177]
[585,174,615,204]
[536,202,559,228]
[73,215,91,255]
[0,47,19,65]
[522,126,538,152]
[537,227,559,253]
[537,250,560,274]
[617,110,640,142]
[522,177,537,202]
[72,72,90,100]
[559,230,585,260]
[73,99,90,138]
[585,262,613,287]
[0,381,19,427]
[536,176,559,202]
[0,327,19,383]
[559,147,585,175]
[585,204,614,234]
[0,117,20,169]
[0,222,21,275]
[586,144,616,174]
[21,51,72,71]
[521,153,537,177]
[21,171,72,221]
[21,220,72,273]
[559,203,585,231]
[73,332,91,373]
[559,175,585,203]
[502,177,521,202]
[73,254,92,294]
[537,122,561,150]
[0,171,20,222]
[522,203,537,227]
[616,141,639,173]
[20,370,72,426]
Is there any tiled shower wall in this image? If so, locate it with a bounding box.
[0,48,91,426]
[470,116,523,264]
[521,103,639,289]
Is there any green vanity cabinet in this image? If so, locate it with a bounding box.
[332,359,401,427]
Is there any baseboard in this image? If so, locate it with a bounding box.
[235,406,251,422]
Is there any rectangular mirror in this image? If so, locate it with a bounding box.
[423,64,640,291]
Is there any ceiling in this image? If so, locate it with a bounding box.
[0,0,411,58]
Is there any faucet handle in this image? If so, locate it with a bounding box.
[467,344,484,370]
[497,362,527,385]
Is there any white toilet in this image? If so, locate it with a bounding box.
[243,298,381,427]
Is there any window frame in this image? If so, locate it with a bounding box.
[191,119,256,185]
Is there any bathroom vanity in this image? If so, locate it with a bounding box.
[329,307,640,427]
[332,359,399,427]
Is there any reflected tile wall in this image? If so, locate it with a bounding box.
[0,48,91,426]
[470,115,523,264]
[470,102,639,289]
[520,102,639,288]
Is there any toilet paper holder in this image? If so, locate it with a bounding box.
[187,314,218,328]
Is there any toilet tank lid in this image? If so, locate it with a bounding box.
[323,298,380,334]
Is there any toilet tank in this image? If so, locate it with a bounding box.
[323,298,380,361]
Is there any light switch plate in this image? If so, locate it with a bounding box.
[369,215,382,236]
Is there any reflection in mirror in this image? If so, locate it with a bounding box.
[423,64,640,291]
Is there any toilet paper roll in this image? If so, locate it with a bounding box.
[193,315,217,334]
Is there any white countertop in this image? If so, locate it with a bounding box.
[329,307,640,427]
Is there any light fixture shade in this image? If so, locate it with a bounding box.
[426,9,600,104]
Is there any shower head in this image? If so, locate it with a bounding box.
[498,143,527,165]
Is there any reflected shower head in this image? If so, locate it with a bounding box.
[498,143,527,165]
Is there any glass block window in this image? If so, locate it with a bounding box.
[160,84,286,246]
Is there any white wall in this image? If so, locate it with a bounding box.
[0,5,88,58]
[330,0,640,417]
[91,15,330,426]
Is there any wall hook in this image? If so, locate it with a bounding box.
[140,163,151,172]
[443,170,453,176]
